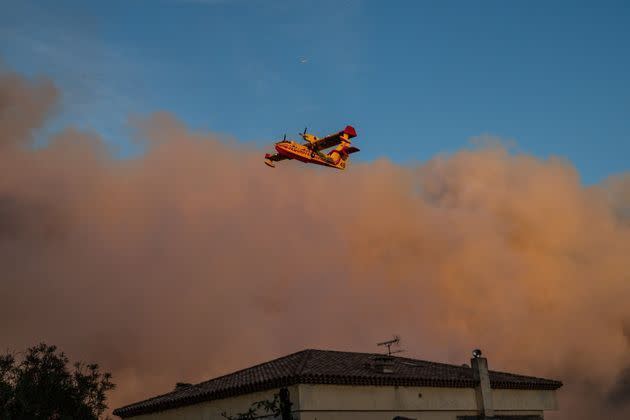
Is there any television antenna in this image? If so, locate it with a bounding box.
[377,335,404,356]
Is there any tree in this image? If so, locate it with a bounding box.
[0,342,115,420]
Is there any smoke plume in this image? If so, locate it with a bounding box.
[1,69,629,419]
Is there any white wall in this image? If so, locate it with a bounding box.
[123,384,557,420]
[297,384,554,420]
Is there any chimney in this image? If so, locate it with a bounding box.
[471,349,494,418]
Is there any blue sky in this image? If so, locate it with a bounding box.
[1,0,628,184]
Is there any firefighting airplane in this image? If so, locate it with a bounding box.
[264,125,359,170]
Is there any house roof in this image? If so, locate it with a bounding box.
[113,349,562,418]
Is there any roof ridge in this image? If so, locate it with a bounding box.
[194,349,309,388]
[295,348,314,375]
[301,349,470,370]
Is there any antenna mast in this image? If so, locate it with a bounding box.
[377,335,404,356]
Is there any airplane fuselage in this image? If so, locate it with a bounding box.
[275,141,346,170]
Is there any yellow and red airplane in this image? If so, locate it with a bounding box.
[264,125,359,169]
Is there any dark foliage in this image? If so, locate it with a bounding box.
[608,365,630,406]
[221,389,293,420]
[0,343,115,420]
[221,393,282,420]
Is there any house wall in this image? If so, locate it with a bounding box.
[123,384,557,420]
[296,384,556,420]
[492,389,558,411]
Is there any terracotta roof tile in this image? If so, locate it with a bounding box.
[113,349,562,418]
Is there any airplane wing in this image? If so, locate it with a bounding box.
[308,125,357,151]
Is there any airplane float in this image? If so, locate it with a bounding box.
[264,125,359,170]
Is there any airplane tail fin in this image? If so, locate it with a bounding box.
[341,125,357,139]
